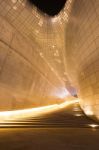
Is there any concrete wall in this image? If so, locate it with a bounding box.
[0,0,69,110]
[65,0,99,119]
[0,0,99,119]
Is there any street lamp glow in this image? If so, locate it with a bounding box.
[88,124,99,128]
[75,114,82,117]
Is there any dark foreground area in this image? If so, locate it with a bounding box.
[0,103,99,150]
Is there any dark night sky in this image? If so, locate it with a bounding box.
[28,0,67,16]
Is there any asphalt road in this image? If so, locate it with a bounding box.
[0,102,99,150]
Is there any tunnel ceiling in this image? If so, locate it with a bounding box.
[28,0,67,16]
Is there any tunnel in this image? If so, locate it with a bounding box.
[0,0,99,121]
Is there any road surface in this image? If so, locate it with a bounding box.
[0,102,99,150]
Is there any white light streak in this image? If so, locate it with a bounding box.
[88,124,99,128]
[75,114,82,117]
[0,99,79,122]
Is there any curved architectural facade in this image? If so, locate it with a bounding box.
[0,0,99,120]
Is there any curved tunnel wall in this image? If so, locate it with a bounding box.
[0,16,67,110]
[0,0,99,119]
[66,0,99,119]
[0,0,70,110]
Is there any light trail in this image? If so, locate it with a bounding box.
[88,124,99,128]
[0,99,79,122]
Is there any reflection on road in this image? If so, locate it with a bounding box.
[0,99,98,129]
[0,99,79,122]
